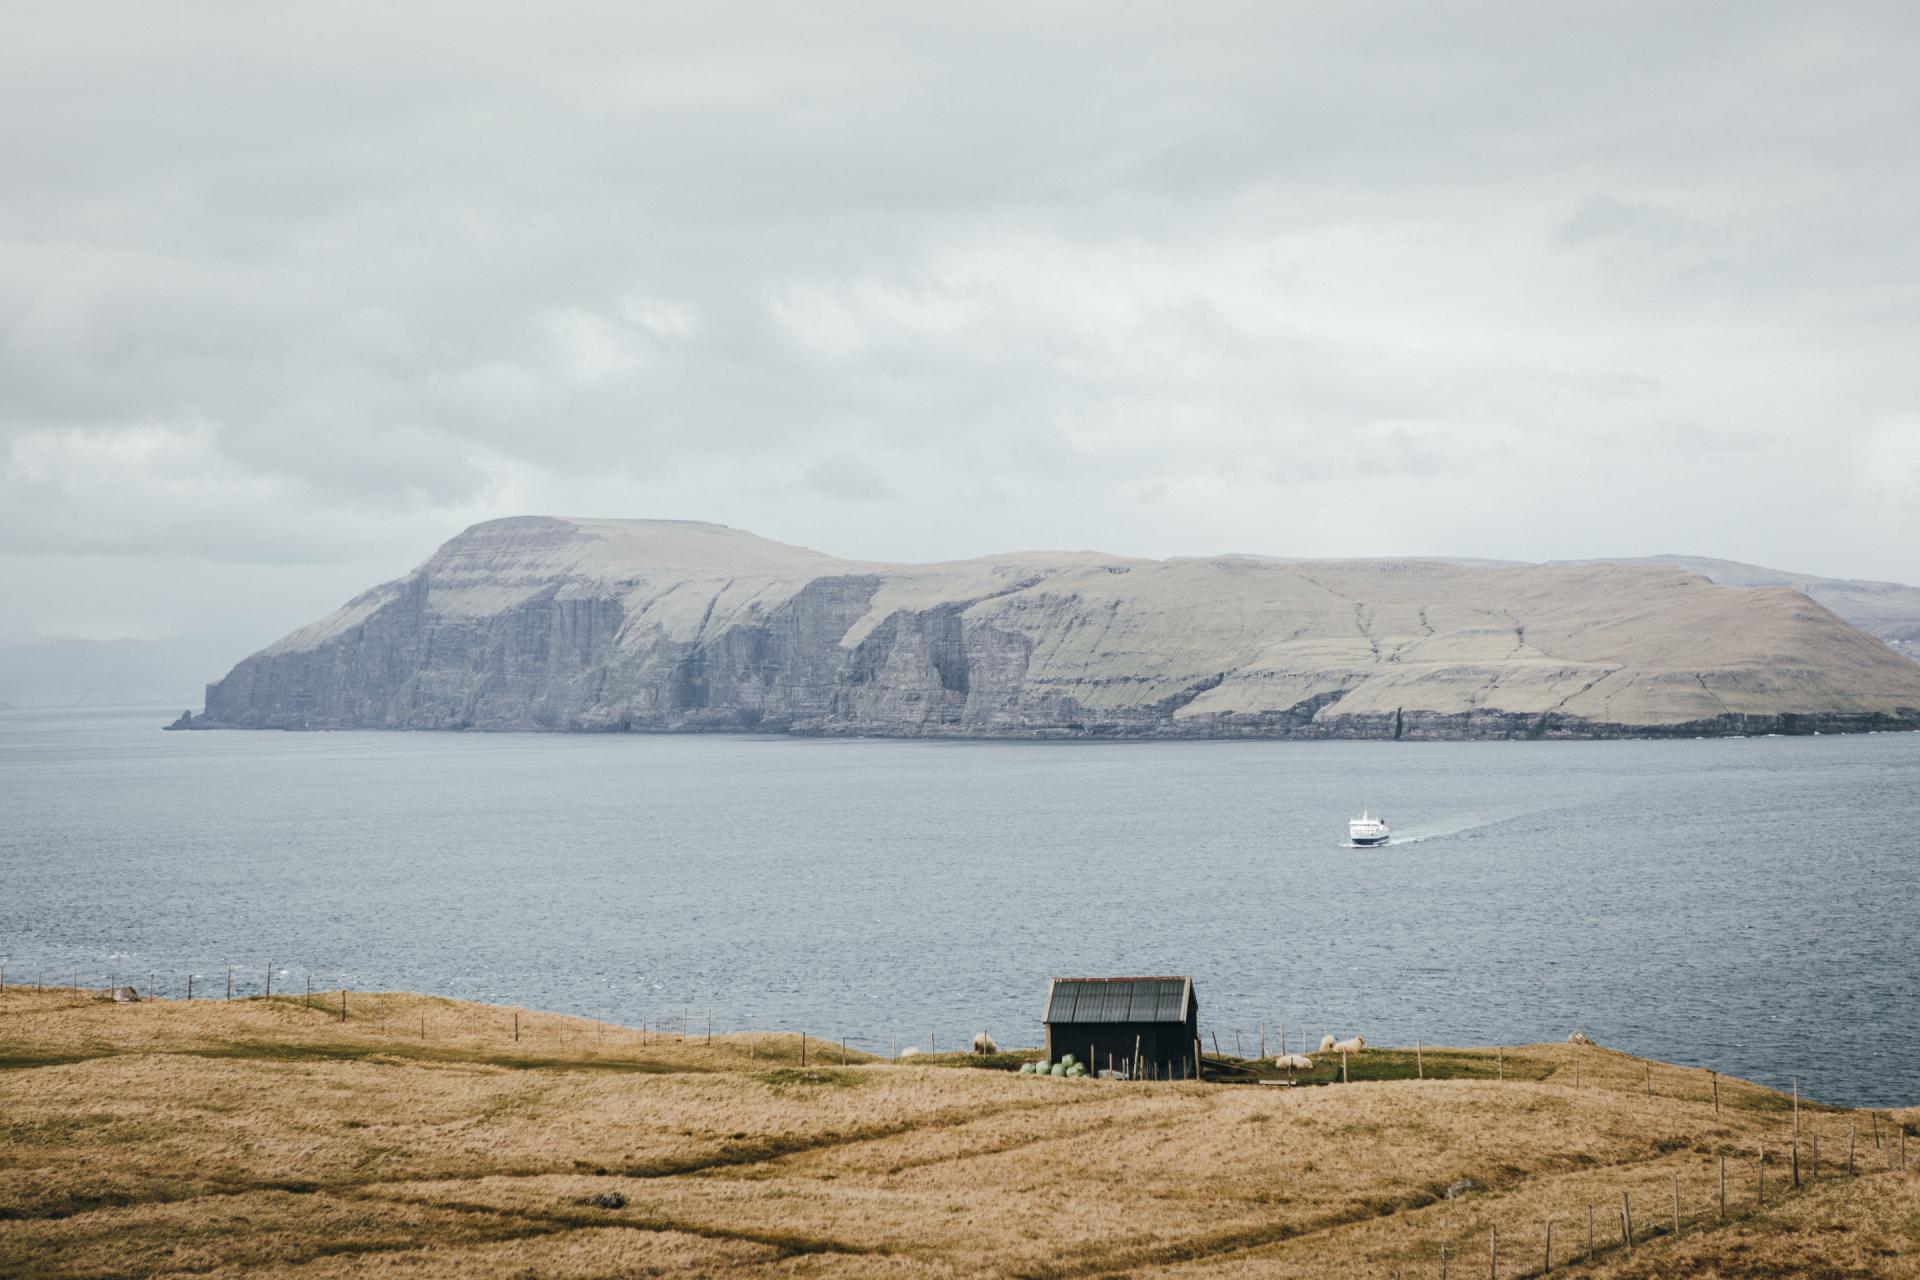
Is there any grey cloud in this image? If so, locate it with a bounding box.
[2,1,1919,650]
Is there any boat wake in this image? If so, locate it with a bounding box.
[1346,810,1527,848]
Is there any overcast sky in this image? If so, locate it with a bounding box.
[4,2,1918,649]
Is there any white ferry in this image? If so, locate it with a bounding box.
[1348,811,1390,847]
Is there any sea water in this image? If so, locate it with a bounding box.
[2,706,1916,1106]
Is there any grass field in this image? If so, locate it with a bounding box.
[3,987,1916,1277]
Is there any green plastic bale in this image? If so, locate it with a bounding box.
[1061,1054,1076,1067]
[1017,1062,1034,1074]
[1050,1062,1067,1077]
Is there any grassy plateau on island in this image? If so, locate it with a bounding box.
[2,987,1918,1278]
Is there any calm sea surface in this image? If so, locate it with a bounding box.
[3,706,1917,1106]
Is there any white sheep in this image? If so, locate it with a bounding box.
[1318,1033,1338,1052]
[1331,1035,1366,1054]
[972,1031,999,1055]
[1275,1053,1314,1071]
[898,1045,921,1058]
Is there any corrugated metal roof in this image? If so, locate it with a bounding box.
[1045,977,1193,1024]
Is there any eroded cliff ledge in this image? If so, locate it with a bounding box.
[187,517,1920,739]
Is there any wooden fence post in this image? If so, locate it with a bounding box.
[1672,1174,1681,1237]
[1792,1139,1800,1188]
[1758,1146,1765,1205]
[264,959,271,999]
[1489,1225,1497,1279]
[1341,1049,1349,1084]
[1848,1124,1856,1175]
[1542,1219,1552,1273]
[1793,1077,1800,1138]
[339,989,347,1023]
[1417,1039,1424,1080]
[1585,1204,1594,1259]
[1712,1070,1719,1114]
[1498,1046,1504,1079]
[226,964,233,1000]
[514,1012,520,1042]
[186,974,193,1000]
[1439,1241,1447,1280]
[801,1031,807,1067]
[1644,1062,1651,1096]
[1621,1190,1632,1250]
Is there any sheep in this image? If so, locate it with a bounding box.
[1318,1033,1338,1053]
[1566,1030,1595,1046]
[898,1045,921,1058]
[972,1031,999,1055]
[1331,1035,1366,1054]
[1275,1053,1314,1071]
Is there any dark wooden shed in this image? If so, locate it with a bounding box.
[1043,976,1200,1080]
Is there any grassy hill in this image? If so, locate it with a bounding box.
[2,987,1916,1277]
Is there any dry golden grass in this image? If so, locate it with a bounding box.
[2,987,1915,1278]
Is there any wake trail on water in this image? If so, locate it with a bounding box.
[1350,809,1534,848]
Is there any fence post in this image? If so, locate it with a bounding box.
[1672,1174,1681,1237]
[1848,1124,1856,1175]
[339,989,347,1023]
[1489,1225,1497,1279]
[1758,1146,1765,1205]
[1585,1204,1593,1259]
[1711,1070,1719,1113]
[1417,1039,1423,1079]
[1621,1190,1632,1250]
[1719,1152,1726,1219]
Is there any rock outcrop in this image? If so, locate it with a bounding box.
[191,516,1920,739]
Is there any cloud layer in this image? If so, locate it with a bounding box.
[4,2,1918,643]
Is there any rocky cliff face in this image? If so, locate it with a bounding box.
[190,516,1920,739]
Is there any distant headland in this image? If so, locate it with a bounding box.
[173,517,1920,740]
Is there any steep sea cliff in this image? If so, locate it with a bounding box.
[182,517,1920,739]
